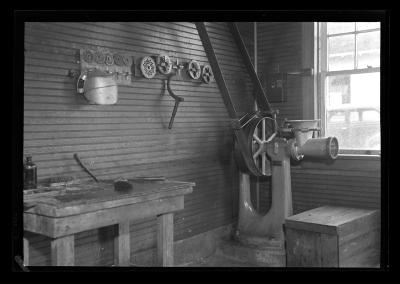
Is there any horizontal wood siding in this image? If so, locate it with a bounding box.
[257,22,303,120]
[24,22,251,266]
[291,156,381,214]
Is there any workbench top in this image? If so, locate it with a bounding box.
[24,180,195,218]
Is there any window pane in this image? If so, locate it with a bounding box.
[350,111,359,122]
[356,22,380,31]
[327,22,355,34]
[328,111,346,122]
[362,110,380,121]
[357,31,380,68]
[326,73,380,150]
[326,75,351,107]
[328,35,355,71]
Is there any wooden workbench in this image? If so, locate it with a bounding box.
[23,180,194,267]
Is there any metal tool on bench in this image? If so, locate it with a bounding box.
[73,153,132,191]
[73,153,167,192]
[73,153,99,182]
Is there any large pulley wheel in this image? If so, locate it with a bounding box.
[234,115,276,177]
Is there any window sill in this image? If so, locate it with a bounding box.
[338,153,381,161]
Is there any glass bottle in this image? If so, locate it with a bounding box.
[24,156,37,190]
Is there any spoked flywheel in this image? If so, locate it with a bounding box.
[234,114,276,177]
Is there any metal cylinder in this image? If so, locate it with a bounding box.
[298,137,339,160]
[80,70,118,105]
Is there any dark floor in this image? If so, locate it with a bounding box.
[181,253,258,267]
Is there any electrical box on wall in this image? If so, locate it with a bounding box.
[264,73,287,103]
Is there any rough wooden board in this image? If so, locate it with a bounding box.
[338,228,380,267]
[51,235,75,266]
[157,213,174,267]
[285,206,380,235]
[23,237,30,266]
[24,196,184,238]
[320,233,338,267]
[114,221,131,266]
[285,227,322,267]
[337,210,380,237]
[24,180,194,217]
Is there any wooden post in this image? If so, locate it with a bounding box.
[301,22,318,120]
[51,235,75,266]
[157,213,174,267]
[114,221,131,266]
[23,236,29,266]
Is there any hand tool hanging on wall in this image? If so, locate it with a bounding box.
[166,72,184,129]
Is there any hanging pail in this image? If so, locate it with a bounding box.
[77,69,118,105]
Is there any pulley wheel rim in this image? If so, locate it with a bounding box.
[234,115,275,177]
[251,117,274,176]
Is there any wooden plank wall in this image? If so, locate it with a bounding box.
[23,22,255,266]
[241,22,381,215]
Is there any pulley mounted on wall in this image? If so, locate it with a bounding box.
[156,54,173,75]
[82,50,94,64]
[104,53,114,66]
[187,60,201,80]
[94,51,106,64]
[140,56,157,79]
[113,53,126,66]
[201,64,214,84]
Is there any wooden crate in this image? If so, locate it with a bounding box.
[284,206,380,267]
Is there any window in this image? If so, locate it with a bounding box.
[318,22,380,155]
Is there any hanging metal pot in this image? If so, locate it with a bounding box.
[77,69,118,105]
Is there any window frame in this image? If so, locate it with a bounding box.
[318,22,381,156]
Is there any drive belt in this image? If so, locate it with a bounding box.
[195,22,274,176]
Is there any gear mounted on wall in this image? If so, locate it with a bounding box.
[140,56,157,79]
[201,64,214,84]
[156,54,173,75]
[188,60,201,80]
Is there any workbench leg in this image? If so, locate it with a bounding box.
[114,221,131,266]
[23,236,29,266]
[157,213,174,267]
[51,235,75,266]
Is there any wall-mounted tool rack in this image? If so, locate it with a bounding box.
[73,46,215,129]
[79,47,134,85]
[132,55,213,84]
[75,47,214,85]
